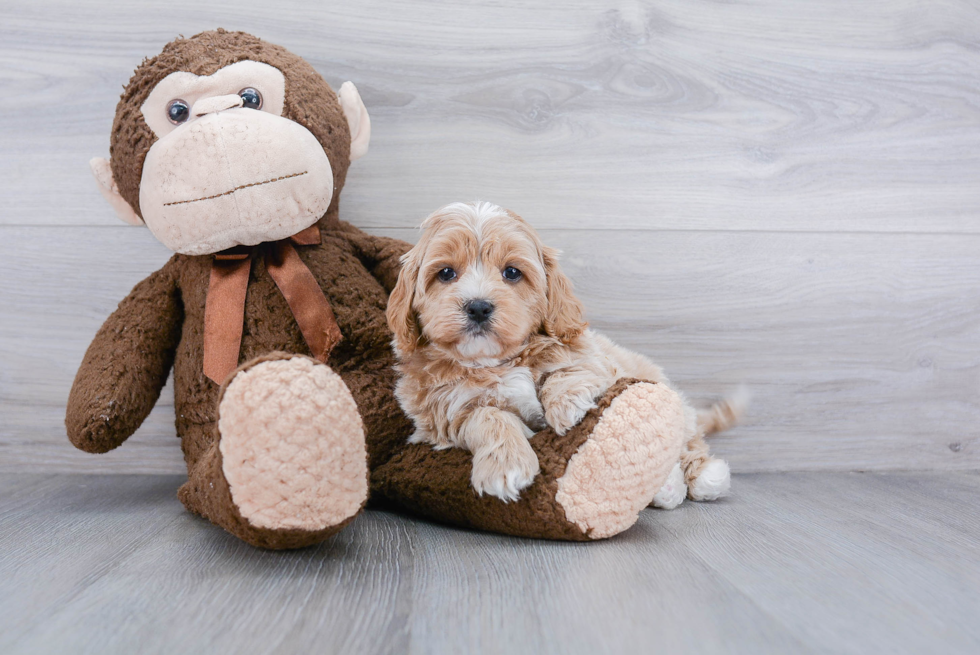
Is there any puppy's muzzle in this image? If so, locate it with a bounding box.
[464,299,494,328]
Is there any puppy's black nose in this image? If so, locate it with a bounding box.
[464,299,494,325]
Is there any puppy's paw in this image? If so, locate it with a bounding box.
[471,437,540,502]
[688,458,731,501]
[524,407,548,433]
[407,429,436,446]
[544,387,598,436]
[650,463,687,510]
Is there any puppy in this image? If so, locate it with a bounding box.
[386,201,740,503]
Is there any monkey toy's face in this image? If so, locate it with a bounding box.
[92,31,371,255]
[138,60,334,254]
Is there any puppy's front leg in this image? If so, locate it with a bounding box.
[460,406,540,502]
[539,369,609,436]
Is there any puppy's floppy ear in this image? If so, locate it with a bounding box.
[542,246,587,342]
[386,246,423,355]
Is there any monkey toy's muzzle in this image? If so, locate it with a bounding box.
[139,108,334,255]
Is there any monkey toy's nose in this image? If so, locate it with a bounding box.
[464,299,494,325]
[192,94,245,117]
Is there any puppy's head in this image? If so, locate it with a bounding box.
[387,201,586,363]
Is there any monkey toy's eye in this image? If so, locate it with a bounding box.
[238,87,262,110]
[437,267,457,282]
[166,99,190,125]
[502,266,523,282]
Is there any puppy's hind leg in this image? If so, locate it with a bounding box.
[684,389,748,501]
[650,462,687,509]
[682,433,731,501]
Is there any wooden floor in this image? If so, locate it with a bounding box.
[1,472,977,654]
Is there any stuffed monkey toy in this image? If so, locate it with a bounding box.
[67,30,688,549]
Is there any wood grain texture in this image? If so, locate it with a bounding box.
[2,0,980,232]
[1,0,979,473]
[1,472,977,654]
[2,225,977,472]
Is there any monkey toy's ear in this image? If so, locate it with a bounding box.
[89,157,143,226]
[338,82,371,162]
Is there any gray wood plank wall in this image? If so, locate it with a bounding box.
[1,0,978,474]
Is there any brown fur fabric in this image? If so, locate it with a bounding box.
[372,377,642,540]
[66,30,676,549]
[68,30,415,549]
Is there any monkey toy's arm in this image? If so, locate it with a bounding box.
[66,257,183,453]
[349,232,414,294]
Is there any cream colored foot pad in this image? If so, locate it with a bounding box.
[219,357,368,531]
[556,383,686,538]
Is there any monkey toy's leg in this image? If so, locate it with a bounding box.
[372,379,687,541]
[178,354,369,549]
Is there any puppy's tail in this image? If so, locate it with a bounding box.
[697,386,750,437]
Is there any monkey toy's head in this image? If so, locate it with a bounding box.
[91,30,370,255]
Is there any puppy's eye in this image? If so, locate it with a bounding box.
[167,99,190,124]
[437,267,457,282]
[502,266,523,282]
[239,87,262,110]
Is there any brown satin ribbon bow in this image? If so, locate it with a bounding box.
[202,224,343,384]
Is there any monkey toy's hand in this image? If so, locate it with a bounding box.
[66,260,183,454]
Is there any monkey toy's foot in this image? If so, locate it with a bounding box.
[179,354,368,549]
[373,378,687,541]
[552,380,687,538]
